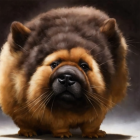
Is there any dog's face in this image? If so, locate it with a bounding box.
[7,8,119,118]
[27,47,106,112]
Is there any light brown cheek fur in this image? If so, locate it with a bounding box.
[109,37,128,105]
[27,66,52,119]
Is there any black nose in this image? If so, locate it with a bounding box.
[58,74,75,86]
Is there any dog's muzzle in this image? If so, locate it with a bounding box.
[51,65,86,104]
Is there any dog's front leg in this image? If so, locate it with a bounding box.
[80,115,106,138]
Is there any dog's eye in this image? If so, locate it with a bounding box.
[80,62,89,72]
[51,61,60,69]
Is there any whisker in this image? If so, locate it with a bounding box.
[84,89,107,109]
[86,94,102,110]
[31,92,53,119]
[40,92,54,121]
[26,91,50,112]
[15,42,27,52]
[80,46,97,58]
[83,89,112,109]
[93,93,121,108]
[29,93,50,114]
[40,92,53,112]
[88,91,112,108]
[14,91,49,112]
[94,49,106,57]
[84,94,98,118]
[14,93,49,121]
[45,94,54,107]
[99,59,112,66]
[88,93,111,109]
[90,87,122,108]
[39,92,53,121]
[25,90,50,105]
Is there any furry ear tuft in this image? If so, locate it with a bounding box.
[10,21,31,50]
[100,18,116,37]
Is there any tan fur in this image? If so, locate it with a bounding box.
[109,36,128,105]
[0,42,22,113]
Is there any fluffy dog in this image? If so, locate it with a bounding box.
[0,7,128,138]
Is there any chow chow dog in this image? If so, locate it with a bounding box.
[0,7,128,138]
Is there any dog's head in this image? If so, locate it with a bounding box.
[7,7,122,118]
[39,47,106,111]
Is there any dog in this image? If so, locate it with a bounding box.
[0,7,128,138]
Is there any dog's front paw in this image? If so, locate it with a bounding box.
[82,130,106,138]
[53,131,72,138]
[18,128,37,137]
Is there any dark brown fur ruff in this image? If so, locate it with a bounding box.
[14,7,116,84]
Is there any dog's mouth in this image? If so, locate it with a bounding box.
[58,90,76,102]
[53,90,85,109]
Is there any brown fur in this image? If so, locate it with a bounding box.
[0,7,128,138]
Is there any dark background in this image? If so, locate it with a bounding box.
[0,0,140,124]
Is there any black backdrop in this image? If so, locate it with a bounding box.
[0,0,140,121]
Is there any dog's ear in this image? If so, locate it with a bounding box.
[10,21,31,51]
[100,18,116,37]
